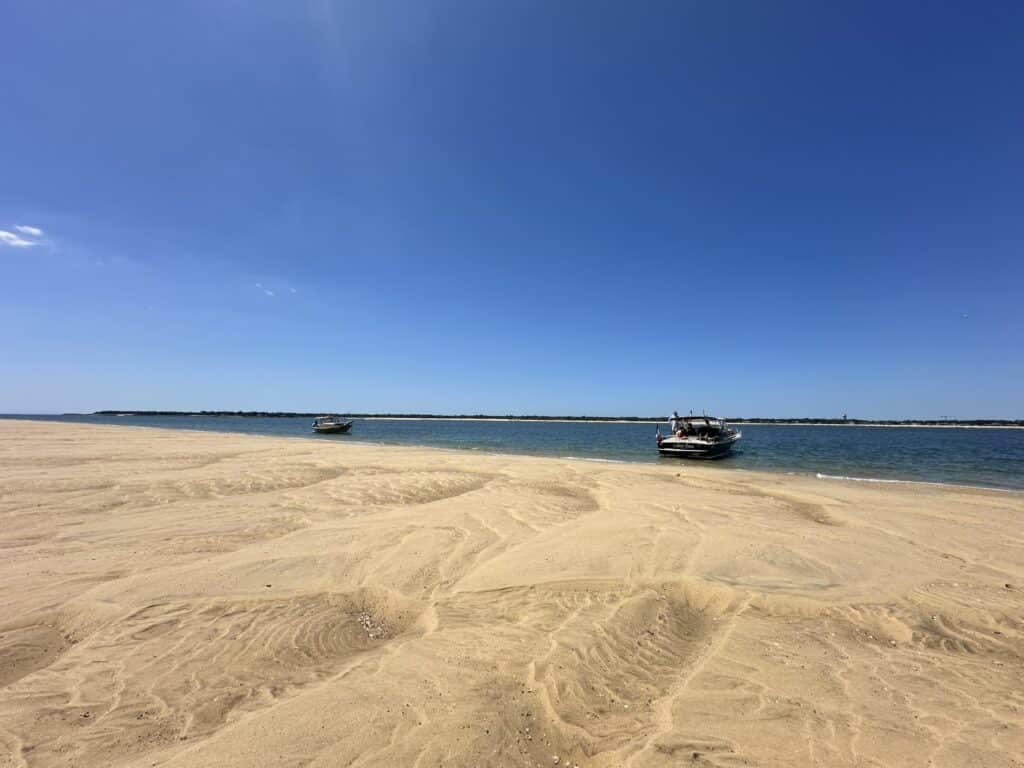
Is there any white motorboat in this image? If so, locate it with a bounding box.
[657,415,741,459]
[312,415,353,434]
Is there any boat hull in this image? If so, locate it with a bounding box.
[313,423,352,434]
[657,433,740,459]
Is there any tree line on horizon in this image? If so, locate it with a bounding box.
[89,411,1024,427]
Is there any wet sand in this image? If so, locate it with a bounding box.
[0,419,1021,767]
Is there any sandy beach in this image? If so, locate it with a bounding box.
[0,420,1021,768]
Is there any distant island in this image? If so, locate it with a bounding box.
[90,411,1024,427]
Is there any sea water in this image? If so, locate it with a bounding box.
[5,414,1023,491]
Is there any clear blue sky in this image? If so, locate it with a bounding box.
[2,1,1021,418]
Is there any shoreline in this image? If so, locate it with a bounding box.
[2,415,1020,494]
[6,412,1024,429]
[359,417,1024,429]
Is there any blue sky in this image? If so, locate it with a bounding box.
[2,1,1021,417]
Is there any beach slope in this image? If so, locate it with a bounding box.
[0,420,1021,767]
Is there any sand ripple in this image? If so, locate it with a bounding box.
[1,420,1022,768]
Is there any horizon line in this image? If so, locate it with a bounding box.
[3,411,1021,426]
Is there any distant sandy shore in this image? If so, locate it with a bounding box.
[1,420,1021,767]
[335,416,1024,430]
[362,417,1023,427]
[51,413,1024,428]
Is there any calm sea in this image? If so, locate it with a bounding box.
[4,414,1023,491]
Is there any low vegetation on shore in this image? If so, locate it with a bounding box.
[90,410,1024,427]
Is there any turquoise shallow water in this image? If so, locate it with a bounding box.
[4,414,1023,491]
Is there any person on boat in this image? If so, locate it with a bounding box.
[670,411,681,436]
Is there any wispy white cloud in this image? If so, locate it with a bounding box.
[254,282,275,297]
[14,225,43,237]
[0,230,37,248]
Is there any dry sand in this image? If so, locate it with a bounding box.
[0,420,1021,768]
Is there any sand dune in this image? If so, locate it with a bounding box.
[0,421,1021,767]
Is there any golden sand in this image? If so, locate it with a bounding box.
[0,420,1021,767]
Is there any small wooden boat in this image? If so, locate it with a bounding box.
[312,415,353,434]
